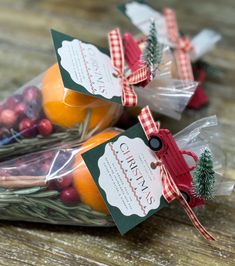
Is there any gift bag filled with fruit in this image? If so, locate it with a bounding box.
[0,113,233,230]
[0,26,200,161]
[117,22,199,120]
[52,28,197,121]
[0,64,122,161]
[119,1,222,109]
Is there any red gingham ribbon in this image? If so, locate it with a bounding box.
[138,106,215,241]
[164,8,194,81]
[108,28,148,106]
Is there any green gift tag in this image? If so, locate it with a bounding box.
[51,29,122,104]
[82,123,168,235]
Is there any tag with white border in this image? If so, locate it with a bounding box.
[190,29,222,62]
[118,1,221,60]
[82,123,168,234]
[51,29,122,104]
[118,1,172,46]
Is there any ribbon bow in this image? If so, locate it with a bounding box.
[108,28,148,106]
[138,106,215,241]
[164,8,194,81]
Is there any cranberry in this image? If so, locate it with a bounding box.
[25,102,42,120]
[8,168,20,176]
[59,150,72,162]
[55,173,73,189]
[15,102,27,117]
[38,119,53,136]
[42,151,55,161]
[23,166,38,176]
[47,180,58,190]
[60,187,80,205]
[19,118,37,137]
[0,109,17,128]
[23,86,41,103]
[6,95,22,109]
[0,168,10,177]
[50,151,73,173]
[15,158,23,165]
[40,159,52,175]
[16,161,28,171]
[0,104,5,114]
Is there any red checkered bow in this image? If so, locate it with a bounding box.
[164,8,194,81]
[138,106,215,241]
[108,28,148,106]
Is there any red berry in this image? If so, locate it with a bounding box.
[40,159,52,175]
[60,187,80,205]
[47,180,58,191]
[25,102,42,120]
[0,168,10,177]
[42,151,55,160]
[0,109,17,128]
[38,119,53,136]
[15,102,27,117]
[6,95,22,109]
[23,166,37,176]
[23,86,41,103]
[55,173,73,189]
[0,104,4,114]
[19,118,37,137]
[14,162,28,175]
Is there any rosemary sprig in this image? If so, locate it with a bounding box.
[0,109,92,161]
[143,19,163,80]
[0,108,114,226]
[0,186,114,226]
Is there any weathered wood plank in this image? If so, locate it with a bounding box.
[0,0,234,265]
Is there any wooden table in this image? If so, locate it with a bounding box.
[0,0,234,265]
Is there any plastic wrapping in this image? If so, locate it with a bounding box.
[0,63,122,161]
[0,129,122,226]
[135,79,197,119]
[0,117,232,226]
[175,116,234,196]
[123,33,198,119]
[120,2,222,109]
[121,1,221,60]
[190,29,222,62]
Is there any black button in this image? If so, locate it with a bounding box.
[148,136,163,151]
[181,191,190,203]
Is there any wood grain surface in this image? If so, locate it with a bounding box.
[0,0,234,265]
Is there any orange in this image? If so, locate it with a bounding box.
[41,63,121,129]
[73,129,121,214]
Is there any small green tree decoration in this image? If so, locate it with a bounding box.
[143,19,162,80]
[192,148,215,200]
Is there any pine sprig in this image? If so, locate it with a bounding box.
[143,19,162,80]
[192,148,215,200]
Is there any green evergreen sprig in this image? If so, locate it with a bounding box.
[143,19,162,80]
[192,148,215,200]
